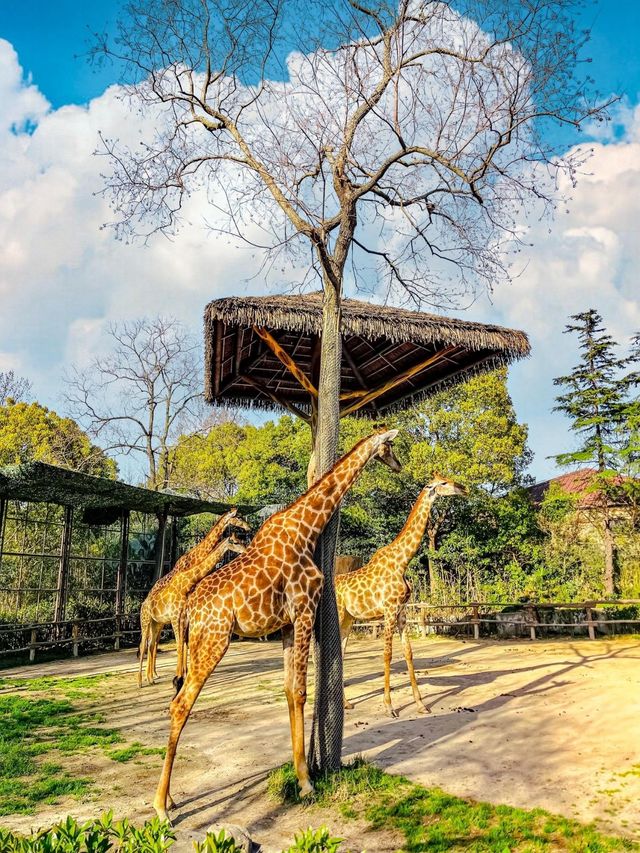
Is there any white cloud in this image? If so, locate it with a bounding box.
[0,38,639,481]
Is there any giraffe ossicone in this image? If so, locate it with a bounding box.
[151,428,402,822]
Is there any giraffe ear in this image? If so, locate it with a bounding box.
[379,428,399,443]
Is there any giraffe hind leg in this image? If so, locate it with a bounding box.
[153,626,232,821]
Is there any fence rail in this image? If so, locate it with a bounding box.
[1,598,639,664]
[354,598,640,642]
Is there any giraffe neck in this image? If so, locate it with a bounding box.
[175,540,231,590]
[385,487,436,568]
[256,434,383,552]
[173,513,232,574]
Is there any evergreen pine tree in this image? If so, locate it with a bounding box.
[553,309,627,594]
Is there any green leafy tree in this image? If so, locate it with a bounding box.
[172,416,310,504]
[0,400,116,477]
[553,309,629,594]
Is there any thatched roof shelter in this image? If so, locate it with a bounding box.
[204,292,529,420]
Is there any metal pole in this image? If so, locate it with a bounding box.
[114,511,130,650]
[54,506,73,628]
[152,511,168,583]
[169,515,179,568]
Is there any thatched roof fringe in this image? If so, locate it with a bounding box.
[204,293,529,356]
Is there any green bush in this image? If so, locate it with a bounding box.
[0,815,343,853]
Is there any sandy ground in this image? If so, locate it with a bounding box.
[1,635,639,851]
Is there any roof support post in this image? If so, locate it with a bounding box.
[54,506,73,629]
[152,510,168,583]
[115,510,130,618]
[169,515,179,568]
[0,498,7,564]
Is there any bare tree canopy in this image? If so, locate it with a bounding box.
[96,0,610,306]
[0,370,32,406]
[65,317,203,489]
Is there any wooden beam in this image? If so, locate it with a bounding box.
[240,374,311,423]
[213,320,223,397]
[253,326,318,398]
[339,337,380,416]
[340,345,458,417]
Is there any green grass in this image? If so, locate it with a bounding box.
[0,677,162,816]
[268,759,639,852]
[0,672,114,699]
[106,741,166,763]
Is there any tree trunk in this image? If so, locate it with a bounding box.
[308,282,344,777]
[602,511,619,596]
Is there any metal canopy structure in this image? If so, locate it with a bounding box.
[0,462,253,520]
[204,292,530,421]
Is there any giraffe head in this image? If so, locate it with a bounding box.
[372,429,402,472]
[223,533,247,555]
[428,474,468,497]
[219,507,251,533]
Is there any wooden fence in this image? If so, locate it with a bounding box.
[355,598,640,641]
[1,598,638,664]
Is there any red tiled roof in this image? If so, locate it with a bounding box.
[527,468,629,508]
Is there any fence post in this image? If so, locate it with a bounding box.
[29,628,37,663]
[471,602,480,641]
[53,506,73,631]
[72,622,80,657]
[586,605,596,640]
[525,604,537,641]
[421,605,428,639]
[169,515,179,568]
[114,614,122,650]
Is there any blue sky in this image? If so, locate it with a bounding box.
[1,1,639,483]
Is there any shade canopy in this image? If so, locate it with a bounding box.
[204,292,530,420]
[0,462,254,519]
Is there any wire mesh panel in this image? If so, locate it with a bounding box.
[67,517,122,620]
[126,511,170,612]
[0,501,64,624]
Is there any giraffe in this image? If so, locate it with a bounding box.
[152,429,402,821]
[138,509,250,687]
[336,475,467,718]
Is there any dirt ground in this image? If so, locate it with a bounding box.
[2,634,639,851]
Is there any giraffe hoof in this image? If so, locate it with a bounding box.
[386,707,399,719]
[298,781,314,798]
[344,700,354,710]
[416,703,431,715]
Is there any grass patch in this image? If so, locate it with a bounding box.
[268,759,639,852]
[106,741,166,763]
[0,672,114,699]
[0,679,161,816]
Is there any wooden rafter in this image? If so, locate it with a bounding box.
[253,326,318,398]
[240,374,310,423]
[340,345,459,417]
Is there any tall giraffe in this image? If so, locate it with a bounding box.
[138,509,250,687]
[336,475,467,717]
[152,429,402,820]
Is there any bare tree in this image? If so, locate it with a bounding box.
[0,370,32,405]
[66,317,203,490]
[94,0,610,774]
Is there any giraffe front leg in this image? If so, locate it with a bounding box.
[397,608,429,714]
[382,610,398,718]
[282,625,297,758]
[292,615,314,798]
